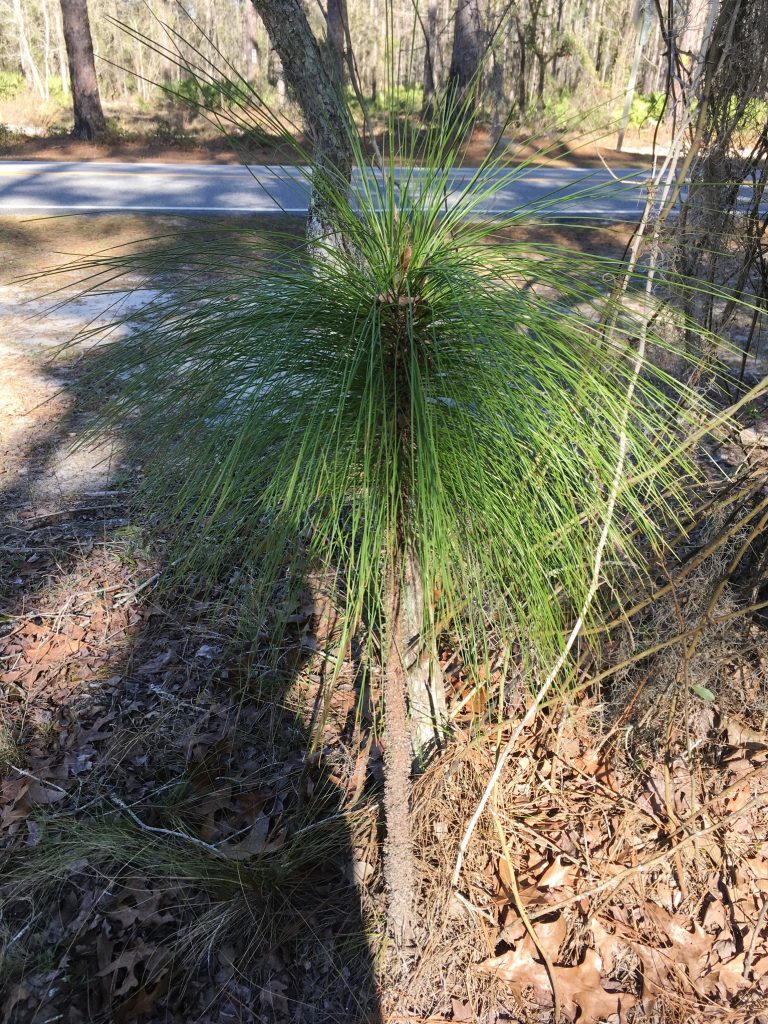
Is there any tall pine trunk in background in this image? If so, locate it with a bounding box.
[447,0,481,123]
[421,0,438,113]
[60,0,104,139]
[326,0,348,87]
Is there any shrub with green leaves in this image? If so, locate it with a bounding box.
[628,91,666,129]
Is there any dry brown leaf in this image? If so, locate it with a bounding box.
[219,814,273,859]
[538,855,577,889]
[113,971,170,1024]
[97,942,157,997]
[645,906,711,980]
[589,919,628,975]
[450,997,473,1021]
[710,955,750,998]
[702,899,728,932]
[480,940,636,1021]
[534,913,568,958]
[26,780,67,805]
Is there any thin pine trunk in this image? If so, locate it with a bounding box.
[252,0,352,247]
[60,0,105,140]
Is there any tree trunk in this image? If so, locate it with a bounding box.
[515,21,528,121]
[447,0,481,122]
[369,0,378,102]
[382,558,416,946]
[60,0,105,140]
[401,545,446,761]
[42,0,52,100]
[422,0,438,110]
[616,0,651,150]
[251,0,352,247]
[326,0,347,87]
[245,2,260,81]
[535,52,547,119]
[13,0,46,99]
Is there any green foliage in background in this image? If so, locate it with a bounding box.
[0,71,25,100]
[628,91,666,129]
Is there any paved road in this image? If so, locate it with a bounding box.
[0,160,650,221]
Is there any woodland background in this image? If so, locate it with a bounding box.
[0,0,716,144]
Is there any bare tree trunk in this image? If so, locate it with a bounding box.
[326,0,347,87]
[13,0,46,99]
[617,0,651,150]
[447,0,481,121]
[251,0,352,246]
[369,0,378,102]
[56,2,69,95]
[382,558,416,946]
[60,0,105,140]
[41,0,52,99]
[245,1,260,81]
[422,0,438,108]
[401,545,446,759]
[515,18,528,121]
[535,51,547,117]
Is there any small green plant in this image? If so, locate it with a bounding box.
[628,90,666,129]
[0,123,23,145]
[0,71,24,100]
[51,9,747,945]
[149,117,189,145]
[0,721,21,775]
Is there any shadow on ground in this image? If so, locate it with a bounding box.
[0,216,381,1024]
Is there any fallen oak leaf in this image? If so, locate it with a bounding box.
[644,905,711,981]
[98,942,158,997]
[113,970,171,1024]
[218,814,271,860]
[479,940,636,1020]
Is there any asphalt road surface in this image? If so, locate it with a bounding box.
[0,160,651,221]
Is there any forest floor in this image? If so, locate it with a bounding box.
[1,215,768,1024]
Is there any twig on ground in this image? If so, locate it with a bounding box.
[114,571,162,605]
[10,765,68,795]
[105,789,228,860]
[743,898,768,978]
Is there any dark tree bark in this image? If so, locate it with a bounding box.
[514,15,528,121]
[60,0,104,140]
[251,0,352,245]
[421,0,438,109]
[447,0,481,121]
[326,0,347,87]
